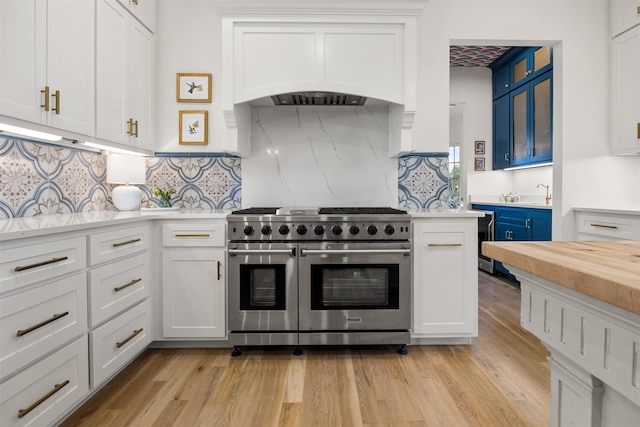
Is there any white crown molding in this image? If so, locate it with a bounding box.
[210,0,429,15]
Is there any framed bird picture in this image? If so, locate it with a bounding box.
[179,110,208,145]
[176,73,212,102]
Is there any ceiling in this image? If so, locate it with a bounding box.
[450,46,510,67]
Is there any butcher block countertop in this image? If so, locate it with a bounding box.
[482,240,640,315]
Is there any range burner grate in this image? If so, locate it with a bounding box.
[318,207,408,215]
[231,207,279,215]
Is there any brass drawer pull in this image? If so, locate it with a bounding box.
[52,90,60,114]
[590,223,618,229]
[217,261,222,280]
[15,256,68,272]
[175,233,210,237]
[428,243,462,247]
[17,312,70,337]
[18,380,70,418]
[133,120,139,137]
[112,238,141,247]
[41,86,50,111]
[114,278,142,292]
[116,328,143,348]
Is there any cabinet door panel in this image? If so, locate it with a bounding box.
[511,87,528,165]
[129,19,155,150]
[162,249,226,338]
[612,26,640,154]
[611,0,640,37]
[493,96,510,169]
[96,0,130,144]
[531,72,553,162]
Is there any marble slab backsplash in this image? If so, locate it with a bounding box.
[0,133,448,218]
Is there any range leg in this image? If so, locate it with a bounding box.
[293,346,303,356]
[231,346,242,357]
[397,344,408,355]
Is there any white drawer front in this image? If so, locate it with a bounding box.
[0,335,89,427]
[89,299,152,388]
[162,223,225,247]
[576,212,640,240]
[0,236,86,294]
[88,225,150,266]
[88,253,151,327]
[0,273,88,380]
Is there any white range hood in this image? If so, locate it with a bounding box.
[218,1,427,157]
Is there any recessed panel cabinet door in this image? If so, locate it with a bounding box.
[129,18,155,151]
[162,249,226,338]
[612,26,640,154]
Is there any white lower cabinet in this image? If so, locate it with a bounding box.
[574,209,640,240]
[412,219,478,338]
[0,335,89,427]
[162,222,226,338]
[0,273,88,381]
[90,299,152,388]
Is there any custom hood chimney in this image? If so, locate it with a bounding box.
[217,1,426,157]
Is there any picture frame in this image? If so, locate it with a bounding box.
[474,157,485,171]
[179,110,208,145]
[176,73,212,102]
[474,140,485,155]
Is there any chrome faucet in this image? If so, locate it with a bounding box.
[537,184,551,205]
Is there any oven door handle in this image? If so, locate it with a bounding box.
[228,248,296,257]
[300,249,411,257]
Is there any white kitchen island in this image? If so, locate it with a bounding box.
[484,240,640,427]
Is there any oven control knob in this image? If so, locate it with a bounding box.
[367,225,378,235]
[384,225,395,235]
[331,225,343,235]
[243,225,255,236]
[278,225,290,235]
[314,225,325,236]
[297,225,308,235]
[261,225,272,235]
[349,225,360,235]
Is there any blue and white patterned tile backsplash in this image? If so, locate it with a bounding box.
[0,136,449,218]
[398,153,450,210]
[0,137,242,218]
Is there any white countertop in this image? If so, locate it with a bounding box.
[469,195,552,210]
[0,208,484,241]
[572,206,640,216]
[0,210,231,241]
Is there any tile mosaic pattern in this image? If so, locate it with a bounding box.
[450,46,510,67]
[0,137,242,218]
[398,153,450,210]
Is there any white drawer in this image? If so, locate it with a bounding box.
[0,236,86,294]
[88,225,150,266]
[0,273,88,380]
[162,223,225,247]
[89,299,152,388]
[88,253,151,327]
[576,212,640,240]
[0,335,89,427]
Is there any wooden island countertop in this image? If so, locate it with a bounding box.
[482,240,640,315]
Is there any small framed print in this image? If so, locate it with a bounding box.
[475,140,485,155]
[179,110,208,145]
[474,157,485,171]
[177,73,212,102]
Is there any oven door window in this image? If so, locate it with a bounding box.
[310,264,399,310]
[240,265,286,310]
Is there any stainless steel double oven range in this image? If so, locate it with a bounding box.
[227,207,411,356]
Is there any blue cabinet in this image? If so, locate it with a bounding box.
[472,204,552,281]
[489,47,553,170]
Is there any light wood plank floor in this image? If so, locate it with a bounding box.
[61,272,550,426]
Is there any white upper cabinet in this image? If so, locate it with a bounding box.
[611,26,640,154]
[96,0,155,151]
[117,0,156,32]
[0,0,95,136]
[611,0,640,37]
[233,23,404,104]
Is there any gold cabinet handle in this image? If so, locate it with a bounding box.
[18,380,69,418]
[16,312,69,337]
[15,256,68,272]
[590,223,618,229]
[133,0,139,4]
[637,122,639,139]
[428,243,462,247]
[112,238,141,247]
[127,118,134,135]
[637,6,640,14]
[175,233,210,237]
[217,261,222,280]
[40,86,50,111]
[133,120,139,137]
[116,328,143,348]
[52,90,60,114]
[114,278,142,292]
